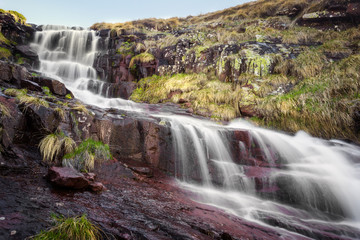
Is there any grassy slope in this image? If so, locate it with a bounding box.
[94,1,360,142]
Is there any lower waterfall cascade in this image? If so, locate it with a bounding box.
[31,25,360,239]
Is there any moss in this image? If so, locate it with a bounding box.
[0,32,11,45]
[116,41,134,56]
[0,47,11,59]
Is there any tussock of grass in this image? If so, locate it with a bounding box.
[129,52,155,67]
[30,214,103,240]
[17,95,49,109]
[63,139,112,172]
[39,131,75,165]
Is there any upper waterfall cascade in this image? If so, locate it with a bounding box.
[31,26,360,238]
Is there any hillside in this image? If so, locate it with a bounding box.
[90,0,360,142]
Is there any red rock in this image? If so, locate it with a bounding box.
[47,167,89,189]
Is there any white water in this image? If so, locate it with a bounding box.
[31,26,360,238]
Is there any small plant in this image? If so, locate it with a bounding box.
[39,131,75,165]
[29,214,104,240]
[31,72,40,77]
[63,139,112,172]
[65,94,72,99]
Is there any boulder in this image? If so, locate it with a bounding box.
[47,167,105,192]
[47,167,90,189]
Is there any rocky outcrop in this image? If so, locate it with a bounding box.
[0,11,39,68]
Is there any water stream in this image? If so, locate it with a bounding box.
[31,26,360,239]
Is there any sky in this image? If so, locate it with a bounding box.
[1,0,250,28]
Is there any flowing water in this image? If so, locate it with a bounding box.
[31,26,360,239]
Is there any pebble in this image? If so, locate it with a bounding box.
[0,217,5,220]
[56,202,64,207]
[10,230,16,235]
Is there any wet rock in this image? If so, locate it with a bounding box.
[47,167,90,189]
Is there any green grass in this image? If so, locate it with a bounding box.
[30,214,104,240]
[63,139,112,172]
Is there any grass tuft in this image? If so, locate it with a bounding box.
[29,214,104,240]
[63,139,112,172]
[39,131,75,165]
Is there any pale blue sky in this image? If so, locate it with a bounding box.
[1,0,250,28]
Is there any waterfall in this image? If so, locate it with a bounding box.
[31,26,360,238]
[30,25,114,99]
